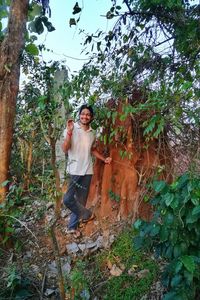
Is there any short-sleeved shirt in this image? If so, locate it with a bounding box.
[64,122,95,175]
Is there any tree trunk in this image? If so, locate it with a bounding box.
[50,137,62,218]
[0,0,29,202]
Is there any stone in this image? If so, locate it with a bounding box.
[66,242,79,254]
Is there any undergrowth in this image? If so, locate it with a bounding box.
[69,229,158,300]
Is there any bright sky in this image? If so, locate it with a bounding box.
[37,0,113,74]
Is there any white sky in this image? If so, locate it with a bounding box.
[37,0,113,74]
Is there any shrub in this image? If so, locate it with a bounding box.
[134,173,200,300]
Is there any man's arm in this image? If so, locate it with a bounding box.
[61,119,74,153]
[62,132,72,153]
[91,148,112,164]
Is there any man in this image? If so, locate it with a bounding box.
[62,104,112,237]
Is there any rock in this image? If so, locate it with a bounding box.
[78,243,86,252]
[48,261,57,275]
[62,262,71,274]
[85,240,97,249]
[46,202,54,209]
[66,242,79,254]
[44,288,55,296]
[80,289,90,300]
[136,269,150,279]
[23,251,32,259]
[47,259,71,277]
[96,235,104,248]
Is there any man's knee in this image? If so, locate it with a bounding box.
[63,193,73,208]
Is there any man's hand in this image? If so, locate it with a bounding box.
[104,157,112,164]
[66,119,74,133]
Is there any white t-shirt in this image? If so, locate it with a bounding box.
[64,122,95,175]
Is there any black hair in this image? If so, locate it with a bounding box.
[79,104,94,117]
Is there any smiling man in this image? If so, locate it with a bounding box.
[62,104,112,237]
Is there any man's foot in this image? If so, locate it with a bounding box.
[65,228,81,239]
[79,213,96,227]
[73,230,82,239]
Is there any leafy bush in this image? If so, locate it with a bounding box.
[1,263,34,300]
[134,173,200,299]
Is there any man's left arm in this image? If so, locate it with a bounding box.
[91,147,112,164]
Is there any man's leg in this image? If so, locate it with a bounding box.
[63,175,91,229]
[76,175,92,208]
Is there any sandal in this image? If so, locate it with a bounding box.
[79,213,96,226]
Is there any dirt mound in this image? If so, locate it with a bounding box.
[87,98,172,224]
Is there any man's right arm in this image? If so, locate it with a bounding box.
[61,132,72,153]
[62,119,74,153]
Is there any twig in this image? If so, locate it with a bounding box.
[40,264,47,300]
[48,220,66,300]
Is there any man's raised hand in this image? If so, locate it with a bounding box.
[67,119,74,133]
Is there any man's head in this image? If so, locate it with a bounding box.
[79,104,94,125]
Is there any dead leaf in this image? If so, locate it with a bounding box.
[128,264,138,275]
[107,259,113,270]
[110,264,123,276]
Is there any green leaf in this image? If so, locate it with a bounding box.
[29,3,42,20]
[34,17,44,34]
[5,227,14,233]
[171,274,182,288]
[181,81,193,90]
[174,261,183,273]
[133,219,142,230]
[15,289,33,299]
[164,212,174,225]
[163,192,174,206]
[143,115,159,136]
[186,211,199,224]
[153,180,167,193]
[133,236,144,250]
[41,16,55,32]
[25,43,39,56]
[192,205,200,215]
[163,291,178,300]
[180,255,195,273]
[0,180,9,187]
[173,244,181,258]
[72,2,81,15]
[176,173,189,189]
[69,18,76,27]
[160,226,168,242]
[150,224,160,236]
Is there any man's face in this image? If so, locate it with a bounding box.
[79,108,93,125]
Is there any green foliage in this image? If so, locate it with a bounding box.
[133,173,200,299]
[69,260,90,299]
[28,15,55,35]
[1,263,34,299]
[0,180,27,247]
[67,0,199,160]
